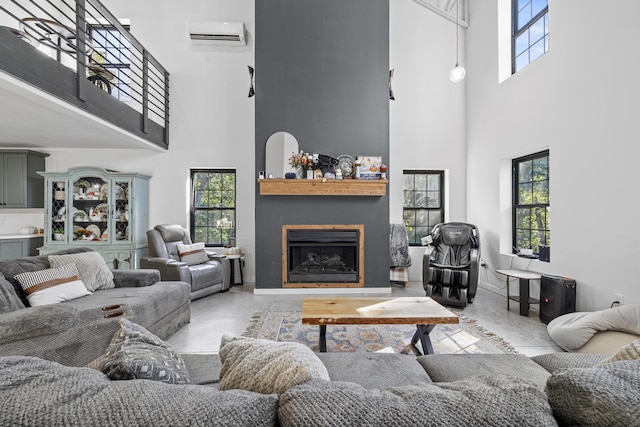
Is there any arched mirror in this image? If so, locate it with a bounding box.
[265,131,299,178]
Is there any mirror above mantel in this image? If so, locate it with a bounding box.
[265,131,299,178]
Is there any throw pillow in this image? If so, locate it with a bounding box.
[13,263,91,307]
[48,251,115,291]
[218,334,330,395]
[545,360,640,426]
[177,242,209,265]
[597,339,640,365]
[279,376,557,427]
[98,318,190,384]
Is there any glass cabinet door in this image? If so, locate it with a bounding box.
[50,180,67,242]
[71,176,109,243]
[113,180,130,242]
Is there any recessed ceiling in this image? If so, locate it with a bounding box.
[0,71,165,152]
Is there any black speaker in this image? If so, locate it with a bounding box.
[539,274,576,324]
[538,245,550,262]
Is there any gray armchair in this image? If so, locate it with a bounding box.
[140,224,231,300]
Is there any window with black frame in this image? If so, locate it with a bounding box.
[190,169,236,247]
[513,151,549,256]
[513,0,549,73]
[403,170,444,245]
[88,24,131,101]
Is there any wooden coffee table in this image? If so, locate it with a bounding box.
[301,297,459,355]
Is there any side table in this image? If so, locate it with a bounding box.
[225,254,244,285]
[496,269,542,316]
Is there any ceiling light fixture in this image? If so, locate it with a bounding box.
[449,0,465,83]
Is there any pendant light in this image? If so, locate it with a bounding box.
[449,0,465,83]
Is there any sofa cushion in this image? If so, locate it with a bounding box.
[178,242,209,266]
[416,353,551,389]
[531,352,610,373]
[68,281,190,335]
[316,352,432,389]
[49,251,115,291]
[219,335,330,394]
[0,274,24,314]
[14,263,92,307]
[279,376,557,427]
[0,303,78,345]
[545,360,640,427]
[0,356,279,427]
[97,319,190,384]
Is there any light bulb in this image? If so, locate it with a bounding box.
[449,64,466,83]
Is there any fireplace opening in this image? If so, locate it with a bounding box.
[283,225,364,287]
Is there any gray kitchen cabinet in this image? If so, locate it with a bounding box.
[0,237,44,259]
[0,150,48,208]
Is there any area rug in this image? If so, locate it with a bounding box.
[242,310,518,355]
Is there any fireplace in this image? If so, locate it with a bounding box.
[283,225,365,288]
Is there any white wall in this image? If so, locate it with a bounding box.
[390,0,467,280]
[466,0,640,309]
[43,0,257,280]
[3,1,466,284]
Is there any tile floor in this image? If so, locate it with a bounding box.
[167,282,563,357]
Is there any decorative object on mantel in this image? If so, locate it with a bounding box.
[357,156,383,180]
[285,172,296,179]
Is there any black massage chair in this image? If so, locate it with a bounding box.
[423,222,480,307]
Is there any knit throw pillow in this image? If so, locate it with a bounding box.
[13,263,91,307]
[597,339,640,365]
[218,335,330,395]
[98,318,190,384]
[48,251,115,291]
[177,242,209,266]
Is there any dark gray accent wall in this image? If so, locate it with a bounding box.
[255,0,390,289]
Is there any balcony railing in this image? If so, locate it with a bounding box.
[0,0,169,149]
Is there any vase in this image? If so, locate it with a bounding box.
[297,167,305,179]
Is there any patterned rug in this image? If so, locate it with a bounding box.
[243,310,518,355]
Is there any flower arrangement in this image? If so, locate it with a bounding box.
[289,151,312,169]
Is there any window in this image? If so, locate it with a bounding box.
[513,0,549,73]
[512,151,549,255]
[403,170,444,245]
[88,25,131,101]
[190,169,236,247]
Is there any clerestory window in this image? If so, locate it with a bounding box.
[513,0,549,73]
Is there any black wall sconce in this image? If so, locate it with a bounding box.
[389,69,395,101]
[248,65,255,97]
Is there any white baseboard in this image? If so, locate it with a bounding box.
[253,287,392,295]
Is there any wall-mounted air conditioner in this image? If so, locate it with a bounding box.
[189,21,247,46]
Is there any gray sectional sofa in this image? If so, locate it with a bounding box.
[1,249,637,425]
[0,247,190,367]
[1,350,638,426]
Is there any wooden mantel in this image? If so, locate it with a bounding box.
[258,178,387,196]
